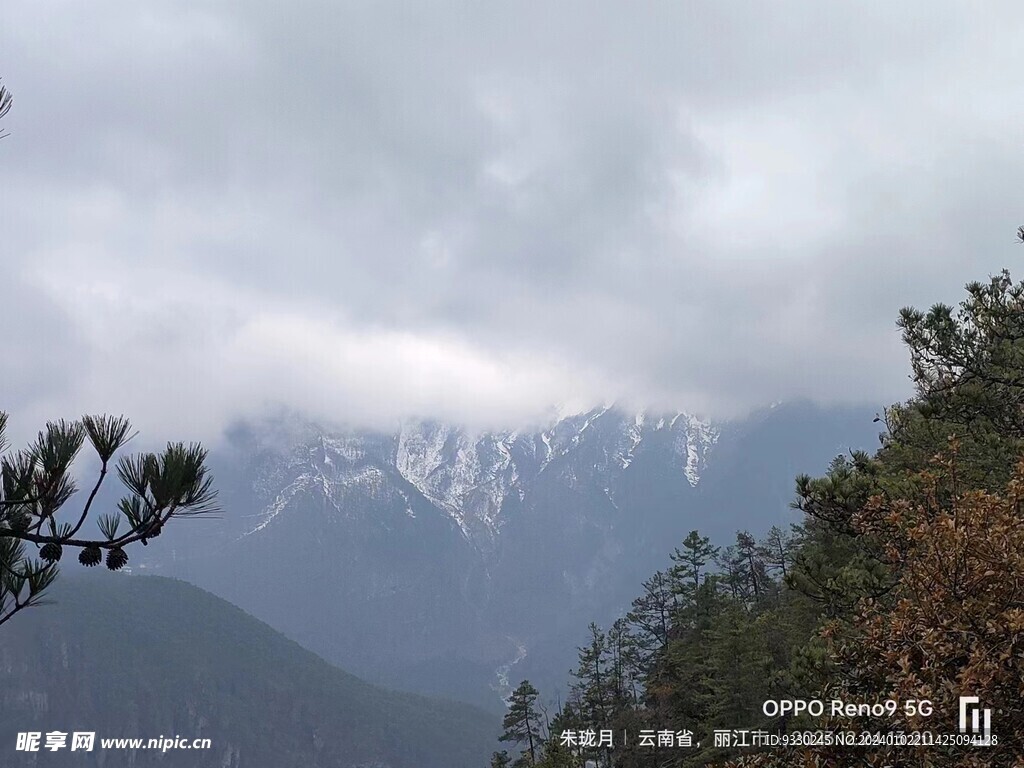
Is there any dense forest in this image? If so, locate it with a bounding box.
[491,258,1024,767]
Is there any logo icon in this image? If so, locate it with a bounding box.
[958,696,992,744]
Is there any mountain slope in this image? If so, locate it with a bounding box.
[147,401,878,710]
[0,574,498,768]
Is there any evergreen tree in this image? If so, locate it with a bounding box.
[669,530,718,602]
[534,705,582,768]
[757,525,794,581]
[570,624,612,765]
[787,453,892,619]
[899,268,1024,439]
[605,617,641,710]
[626,569,676,657]
[501,680,545,767]
[734,530,766,604]
[0,413,218,628]
[714,544,747,603]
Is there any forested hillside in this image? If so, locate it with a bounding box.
[493,266,1024,767]
[0,575,498,768]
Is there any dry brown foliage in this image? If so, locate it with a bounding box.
[724,453,1024,768]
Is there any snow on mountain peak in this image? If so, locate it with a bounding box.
[675,413,720,487]
[242,406,721,544]
[395,420,518,540]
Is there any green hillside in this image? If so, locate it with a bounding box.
[0,574,498,767]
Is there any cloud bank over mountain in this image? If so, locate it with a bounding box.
[3,2,1023,442]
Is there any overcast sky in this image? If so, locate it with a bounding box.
[2,2,1022,443]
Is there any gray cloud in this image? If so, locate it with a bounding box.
[2,1,1023,443]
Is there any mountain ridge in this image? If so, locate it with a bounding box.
[248,406,721,547]
[143,400,879,710]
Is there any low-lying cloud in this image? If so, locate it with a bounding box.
[2,1,1022,444]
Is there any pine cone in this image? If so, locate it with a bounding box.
[106,547,128,571]
[39,542,62,563]
[79,545,102,567]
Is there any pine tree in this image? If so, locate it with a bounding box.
[787,453,892,618]
[570,623,610,765]
[757,525,794,581]
[626,569,676,657]
[0,413,218,628]
[714,544,747,603]
[534,708,581,768]
[670,530,719,603]
[501,680,545,767]
[605,618,641,710]
[734,530,766,604]
[899,268,1024,439]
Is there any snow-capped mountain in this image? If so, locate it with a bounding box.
[152,402,877,711]
[390,407,717,546]
[235,406,718,551]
